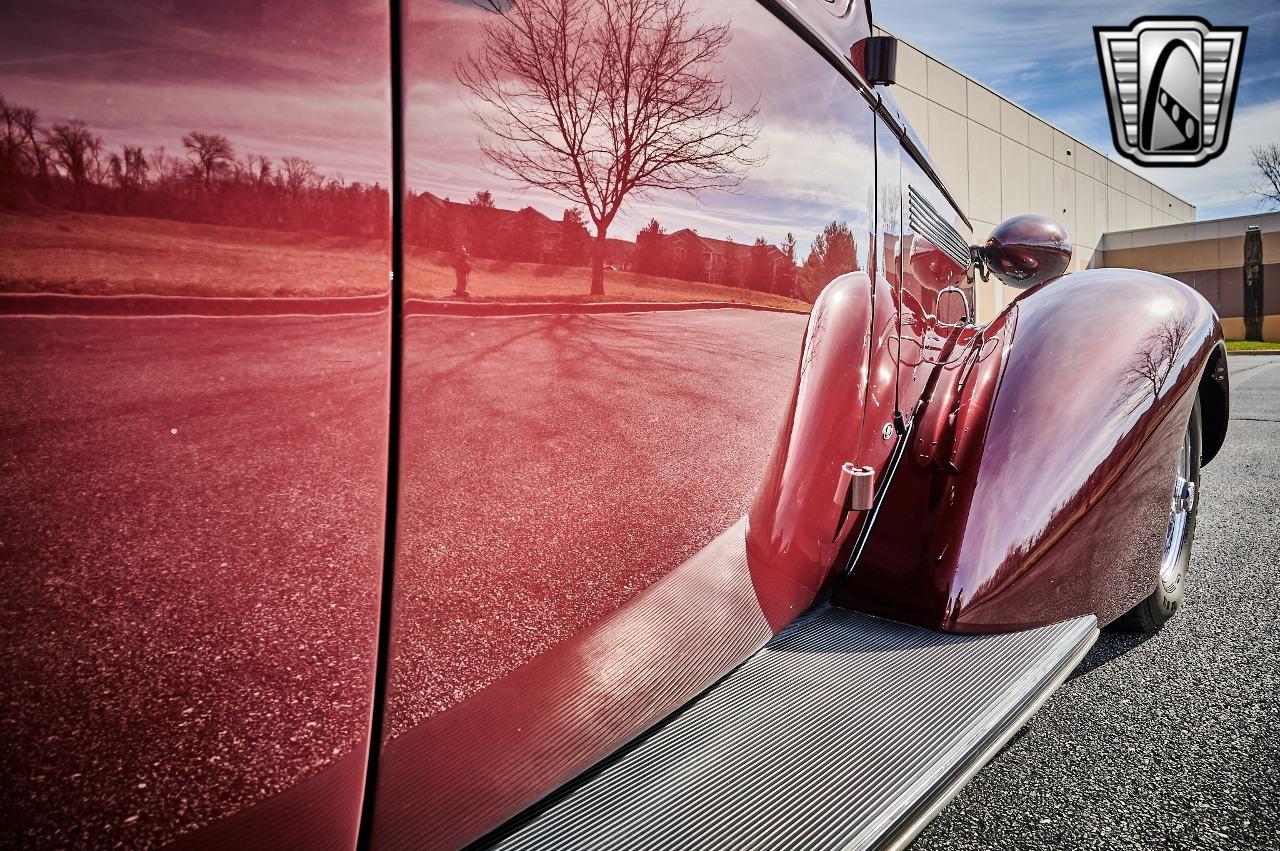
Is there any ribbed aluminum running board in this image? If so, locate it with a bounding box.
[481,607,1097,851]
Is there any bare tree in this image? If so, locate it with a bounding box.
[279,155,318,193]
[0,96,26,180]
[780,232,798,297]
[878,181,902,230]
[457,0,762,295]
[14,107,49,182]
[109,144,148,191]
[46,120,101,192]
[182,131,235,189]
[1114,313,1195,412]
[1251,144,1280,210]
[147,146,183,191]
[1,98,46,181]
[469,189,495,208]
[245,153,272,186]
[782,232,797,265]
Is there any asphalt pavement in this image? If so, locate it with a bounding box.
[0,307,809,849]
[387,309,806,736]
[913,355,1280,851]
[0,314,390,849]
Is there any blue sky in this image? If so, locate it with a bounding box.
[875,1,1280,219]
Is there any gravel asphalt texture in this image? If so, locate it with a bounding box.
[385,310,805,738]
[913,355,1280,851]
[1,314,388,849]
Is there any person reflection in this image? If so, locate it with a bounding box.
[453,245,472,299]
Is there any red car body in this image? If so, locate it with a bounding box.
[0,0,1227,848]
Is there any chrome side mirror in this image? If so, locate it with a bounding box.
[972,215,1071,289]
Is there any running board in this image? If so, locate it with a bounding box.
[480,607,1097,851]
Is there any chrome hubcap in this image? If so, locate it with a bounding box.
[1160,425,1195,586]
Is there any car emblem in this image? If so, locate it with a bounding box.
[1094,17,1246,167]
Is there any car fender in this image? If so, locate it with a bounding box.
[746,271,896,626]
[836,269,1224,631]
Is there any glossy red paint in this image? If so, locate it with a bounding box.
[837,270,1223,631]
[742,257,912,601]
[746,274,878,606]
[0,0,1235,848]
[367,0,880,846]
[2,315,391,850]
[0,3,392,848]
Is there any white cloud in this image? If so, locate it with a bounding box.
[6,74,391,184]
[878,0,1280,220]
[1114,98,1280,218]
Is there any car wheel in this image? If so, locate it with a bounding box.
[1114,395,1202,631]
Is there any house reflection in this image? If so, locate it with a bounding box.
[404,188,805,304]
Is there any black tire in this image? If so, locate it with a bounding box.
[1113,395,1203,632]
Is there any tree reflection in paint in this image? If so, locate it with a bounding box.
[1113,311,1197,413]
[456,0,763,296]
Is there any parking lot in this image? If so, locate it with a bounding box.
[914,355,1280,851]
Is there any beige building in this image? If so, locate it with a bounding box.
[878,29,1198,322]
[1100,212,1280,342]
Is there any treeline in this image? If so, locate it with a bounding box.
[405,189,859,302]
[1,94,859,301]
[405,189,593,265]
[635,219,796,295]
[0,95,388,239]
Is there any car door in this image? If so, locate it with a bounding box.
[365,1,880,847]
[0,4,392,848]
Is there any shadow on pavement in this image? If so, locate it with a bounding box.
[1067,627,1159,681]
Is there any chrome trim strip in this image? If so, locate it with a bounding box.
[909,192,969,258]
[908,185,972,269]
[908,193,969,258]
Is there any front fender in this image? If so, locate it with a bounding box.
[836,269,1223,631]
[745,271,896,627]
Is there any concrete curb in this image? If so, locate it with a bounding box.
[0,293,810,318]
[1226,349,1280,356]
[0,292,389,317]
[403,298,810,317]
